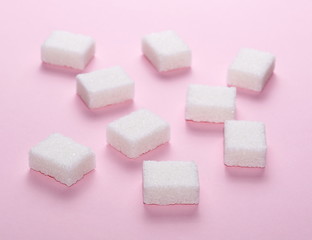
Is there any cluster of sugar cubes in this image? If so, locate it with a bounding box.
[31,29,274,204]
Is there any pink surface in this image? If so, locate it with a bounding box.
[1,0,312,239]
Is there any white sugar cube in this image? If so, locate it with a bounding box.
[227,48,275,91]
[29,133,96,186]
[142,30,191,72]
[41,31,95,70]
[76,66,135,109]
[224,120,267,168]
[107,109,170,158]
[143,161,199,205]
[185,84,236,123]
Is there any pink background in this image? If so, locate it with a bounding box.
[1,0,312,239]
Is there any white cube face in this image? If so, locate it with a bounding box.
[106,109,170,158]
[143,161,199,205]
[185,85,236,123]
[142,30,191,72]
[227,48,275,91]
[76,66,135,109]
[29,133,95,186]
[41,31,95,70]
[224,120,267,168]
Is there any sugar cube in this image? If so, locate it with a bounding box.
[143,160,199,205]
[185,84,236,123]
[41,31,95,70]
[142,30,191,72]
[227,48,275,91]
[29,133,96,186]
[76,66,135,109]
[224,120,267,168]
[107,109,170,158]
